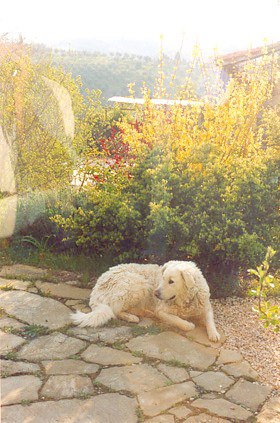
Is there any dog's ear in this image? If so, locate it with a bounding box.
[180,269,196,289]
[180,269,199,301]
[161,263,168,274]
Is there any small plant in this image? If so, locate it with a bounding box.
[111,342,126,350]
[68,355,81,360]
[135,406,145,422]
[165,359,189,368]
[130,324,162,337]
[1,326,15,334]
[77,393,92,400]
[92,380,103,387]
[19,324,49,339]
[131,350,145,358]
[248,247,279,332]
[58,324,72,334]
[21,235,53,259]
[4,351,18,360]
[165,380,174,386]
[0,284,13,291]
[34,370,44,379]
[21,399,32,406]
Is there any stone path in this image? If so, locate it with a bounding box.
[0,264,279,423]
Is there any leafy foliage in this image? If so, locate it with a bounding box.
[0,45,85,192]
[248,247,279,332]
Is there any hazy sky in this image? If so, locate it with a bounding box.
[1,0,279,53]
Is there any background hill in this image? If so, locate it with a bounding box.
[31,44,193,101]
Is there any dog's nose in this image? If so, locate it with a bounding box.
[154,289,161,298]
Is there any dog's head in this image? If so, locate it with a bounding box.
[154,261,198,302]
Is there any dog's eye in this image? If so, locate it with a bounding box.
[169,280,175,285]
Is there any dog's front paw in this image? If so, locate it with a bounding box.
[208,330,221,342]
[181,321,195,332]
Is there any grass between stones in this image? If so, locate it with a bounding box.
[111,342,126,350]
[3,351,18,360]
[130,324,162,336]
[135,406,145,422]
[19,325,50,339]
[20,399,32,406]
[2,324,50,339]
[0,284,16,291]
[165,359,191,369]
[0,241,112,284]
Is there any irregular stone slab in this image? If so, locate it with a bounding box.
[1,375,42,405]
[0,291,71,329]
[70,325,133,344]
[202,393,218,399]
[169,405,192,418]
[28,287,38,293]
[157,363,189,383]
[95,326,133,344]
[36,281,91,300]
[96,364,169,394]
[216,348,243,365]
[17,333,86,361]
[65,299,82,306]
[193,371,234,392]
[185,326,225,348]
[257,396,280,423]
[41,374,94,399]
[1,393,137,423]
[0,278,30,291]
[222,361,258,380]
[127,331,218,371]
[138,381,198,417]
[146,415,175,423]
[225,379,272,411]
[1,360,40,376]
[0,264,47,279]
[0,316,25,329]
[81,344,141,365]
[192,398,252,420]
[0,330,25,354]
[185,414,230,422]
[68,326,101,342]
[42,359,99,375]
[190,371,203,378]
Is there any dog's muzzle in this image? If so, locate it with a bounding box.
[154,289,161,299]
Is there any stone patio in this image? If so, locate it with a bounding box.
[0,264,279,423]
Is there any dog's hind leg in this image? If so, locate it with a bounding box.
[118,311,140,323]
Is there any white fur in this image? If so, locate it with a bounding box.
[71,261,220,342]
[71,304,115,328]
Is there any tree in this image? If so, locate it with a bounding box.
[0,42,84,193]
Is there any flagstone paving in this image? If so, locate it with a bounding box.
[0,264,279,423]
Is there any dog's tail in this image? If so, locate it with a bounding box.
[71,304,115,328]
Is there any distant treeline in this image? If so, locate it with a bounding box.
[31,44,193,101]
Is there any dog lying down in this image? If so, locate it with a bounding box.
[72,260,220,342]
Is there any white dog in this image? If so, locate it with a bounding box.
[72,260,220,342]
